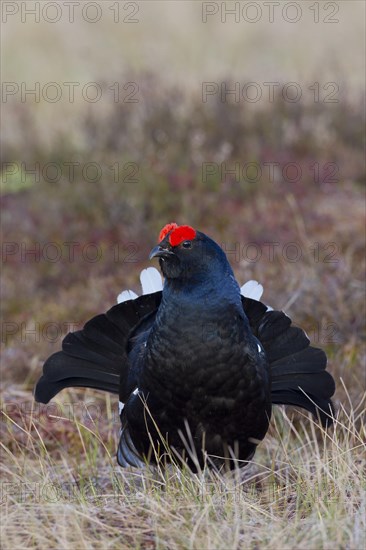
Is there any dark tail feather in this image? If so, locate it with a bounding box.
[34,293,162,404]
[34,322,125,403]
[242,298,336,426]
[271,390,335,426]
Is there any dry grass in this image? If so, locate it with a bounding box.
[1,385,365,550]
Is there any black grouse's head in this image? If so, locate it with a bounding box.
[149,222,232,281]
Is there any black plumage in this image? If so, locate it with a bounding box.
[34,224,335,470]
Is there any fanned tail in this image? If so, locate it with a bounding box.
[242,297,336,426]
[34,293,162,404]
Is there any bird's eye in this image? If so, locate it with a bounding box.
[182,241,192,249]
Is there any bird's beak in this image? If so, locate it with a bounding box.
[149,245,175,260]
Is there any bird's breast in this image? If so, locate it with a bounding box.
[141,299,269,411]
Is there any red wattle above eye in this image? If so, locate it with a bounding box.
[158,223,178,242]
[169,226,196,247]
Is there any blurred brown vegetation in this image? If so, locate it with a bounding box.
[1,74,365,391]
[1,74,365,412]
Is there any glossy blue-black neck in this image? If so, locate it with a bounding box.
[161,237,242,310]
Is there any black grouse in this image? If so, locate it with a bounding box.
[35,223,335,470]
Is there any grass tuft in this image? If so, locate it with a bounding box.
[1,387,365,549]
